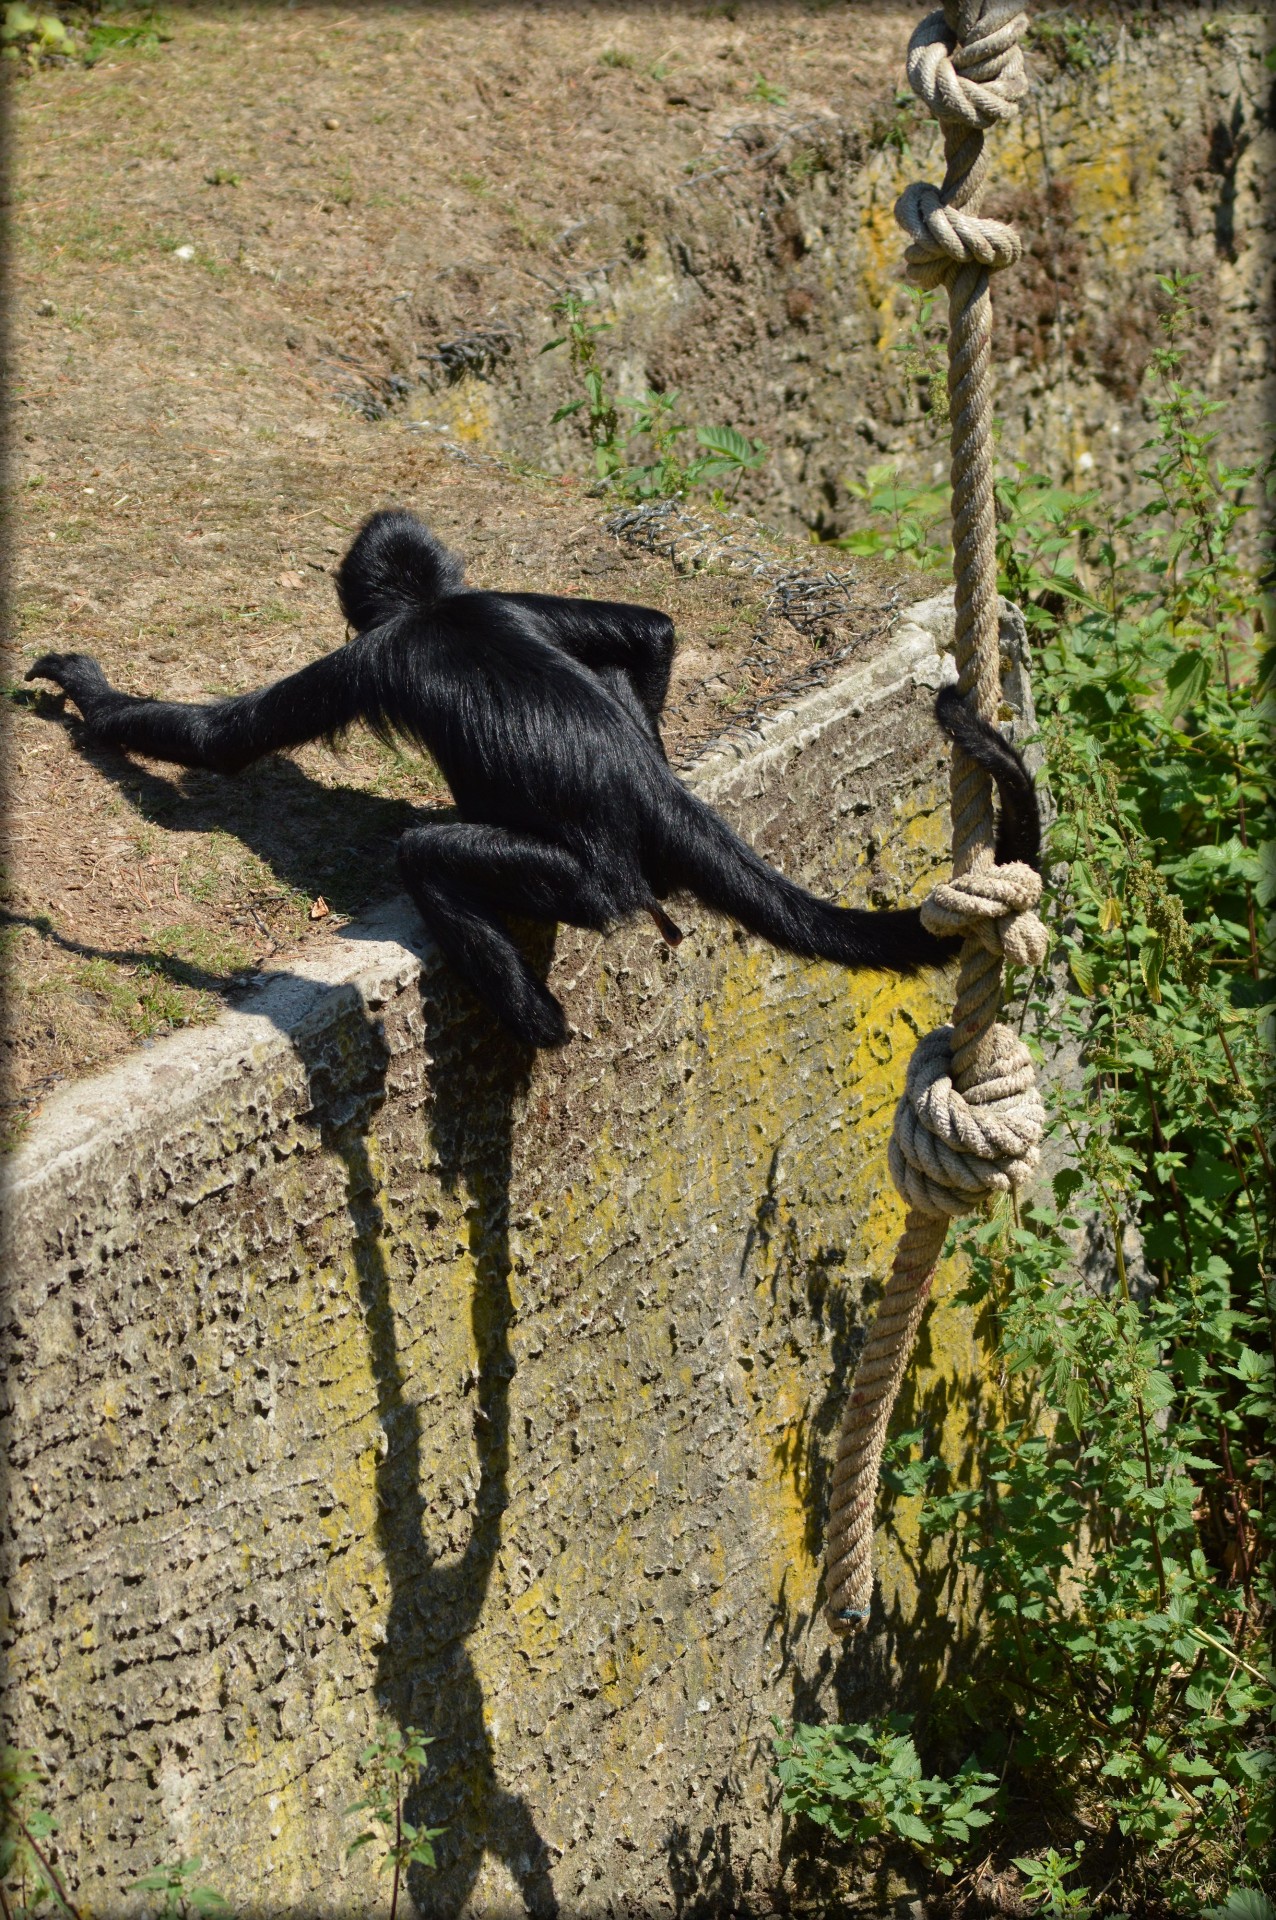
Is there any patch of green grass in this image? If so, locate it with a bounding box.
[73,955,202,1037]
[148,921,253,976]
[31,207,134,265]
[178,840,239,904]
[786,144,829,186]
[749,73,787,107]
[325,161,355,208]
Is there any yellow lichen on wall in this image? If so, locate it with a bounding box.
[408,373,500,444]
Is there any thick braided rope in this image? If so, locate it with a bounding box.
[826,0,1042,1631]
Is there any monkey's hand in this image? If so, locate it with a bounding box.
[26,651,115,722]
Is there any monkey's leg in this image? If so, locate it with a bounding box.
[26,647,367,774]
[397,823,615,1049]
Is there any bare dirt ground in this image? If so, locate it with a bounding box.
[5,3,918,1144]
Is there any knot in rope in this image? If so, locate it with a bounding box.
[887,1022,1044,1217]
[921,860,1049,967]
[905,7,1029,133]
[895,183,1022,287]
[893,4,1030,289]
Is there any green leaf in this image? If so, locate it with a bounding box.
[1162,647,1212,721]
[1138,934,1165,1005]
[694,424,752,461]
[1068,947,1096,997]
[2,5,40,40]
[190,1891,232,1915]
[892,1810,934,1844]
[1204,1894,1276,1920]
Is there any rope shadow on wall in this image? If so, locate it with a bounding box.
[715,1147,991,1916]
[735,1142,986,1713]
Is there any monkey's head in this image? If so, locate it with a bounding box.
[336,508,466,633]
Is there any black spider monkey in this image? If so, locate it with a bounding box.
[27,508,1039,1050]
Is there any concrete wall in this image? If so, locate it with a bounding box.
[1,606,999,1918]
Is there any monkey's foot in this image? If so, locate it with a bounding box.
[504,979,570,1050]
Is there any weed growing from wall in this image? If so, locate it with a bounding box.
[2,1724,447,1917]
[542,292,766,502]
[777,277,1274,1912]
[0,1747,78,1918]
[345,1724,443,1920]
[126,1859,230,1917]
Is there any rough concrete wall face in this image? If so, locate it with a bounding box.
[2,617,993,1917]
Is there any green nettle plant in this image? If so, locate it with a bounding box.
[836,460,951,572]
[2,1747,232,1919]
[0,1747,77,1919]
[125,1859,230,1918]
[772,1717,998,1879]
[542,291,766,501]
[776,278,1274,1912]
[345,1723,443,1920]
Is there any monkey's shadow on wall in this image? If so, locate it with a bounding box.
[19,723,561,1915]
[300,975,561,1920]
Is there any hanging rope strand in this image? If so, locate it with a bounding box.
[826,0,1048,1631]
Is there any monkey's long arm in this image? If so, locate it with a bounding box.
[503,593,675,741]
[26,646,369,775]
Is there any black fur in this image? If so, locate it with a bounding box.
[27,507,1040,1050]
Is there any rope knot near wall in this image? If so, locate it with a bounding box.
[921,862,1048,967]
[824,0,1046,1632]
